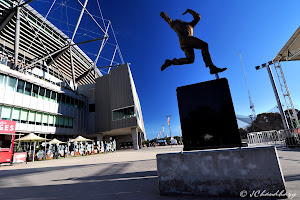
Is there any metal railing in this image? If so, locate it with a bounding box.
[247,129,300,147]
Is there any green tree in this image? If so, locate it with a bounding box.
[247,112,284,132]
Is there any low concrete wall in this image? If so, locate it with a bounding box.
[156,146,286,198]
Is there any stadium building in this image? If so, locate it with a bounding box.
[0,0,146,150]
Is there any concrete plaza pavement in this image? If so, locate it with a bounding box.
[0,145,299,200]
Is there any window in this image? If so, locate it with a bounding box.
[64,117,68,128]
[51,92,56,102]
[20,109,28,123]
[28,111,35,124]
[66,96,70,107]
[17,80,25,93]
[57,93,61,103]
[78,100,83,109]
[68,118,73,129]
[48,115,54,126]
[32,85,39,98]
[42,114,48,126]
[112,106,136,121]
[89,104,95,112]
[61,94,65,105]
[25,82,32,95]
[36,112,42,125]
[54,116,59,127]
[39,87,45,99]
[59,116,64,127]
[70,97,75,108]
[74,99,78,109]
[1,106,12,120]
[7,76,17,91]
[12,108,21,122]
[0,135,12,149]
[45,90,51,100]
[0,74,6,89]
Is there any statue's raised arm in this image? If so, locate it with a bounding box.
[160,12,173,28]
[182,9,201,27]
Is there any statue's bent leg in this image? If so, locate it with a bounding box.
[184,37,227,74]
[161,48,195,71]
[186,37,214,67]
[172,47,195,65]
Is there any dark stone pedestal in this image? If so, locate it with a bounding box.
[176,78,242,151]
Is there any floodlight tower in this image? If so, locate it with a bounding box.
[255,62,290,133]
[273,62,300,130]
[239,52,256,120]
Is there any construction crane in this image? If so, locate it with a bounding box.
[239,52,257,121]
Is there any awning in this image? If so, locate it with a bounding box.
[273,26,300,62]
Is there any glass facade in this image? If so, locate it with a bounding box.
[0,105,73,128]
[0,73,80,129]
[0,73,85,109]
[112,106,136,121]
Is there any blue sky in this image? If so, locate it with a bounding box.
[31,0,300,140]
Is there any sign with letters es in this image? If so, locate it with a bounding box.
[0,120,16,133]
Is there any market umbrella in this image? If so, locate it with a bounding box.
[70,136,93,156]
[49,138,66,145]
[15,133,50,162]
[70,135,93,142]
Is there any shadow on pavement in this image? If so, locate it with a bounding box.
[0,158,156,179]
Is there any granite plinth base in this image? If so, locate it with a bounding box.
[156,146,286,198]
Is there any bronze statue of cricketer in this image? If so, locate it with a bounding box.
[160,9,227,74]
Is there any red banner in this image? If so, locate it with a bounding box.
[0,120,16,133]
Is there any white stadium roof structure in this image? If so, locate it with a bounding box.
[0,0,124,88]
[273,26,300,62]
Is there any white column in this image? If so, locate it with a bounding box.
[131,128,139,150]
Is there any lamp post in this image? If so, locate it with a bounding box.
[166,115,171,146]
[161,125,165,138]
